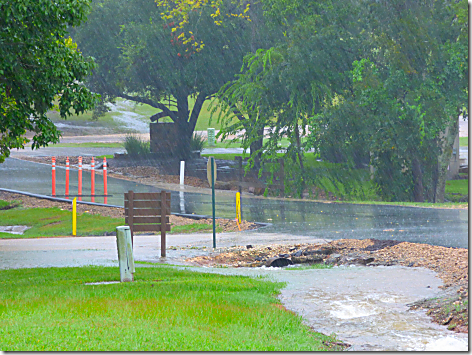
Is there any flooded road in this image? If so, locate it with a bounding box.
[0,158,468,248]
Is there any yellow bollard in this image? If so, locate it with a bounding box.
[72,197,77,236]
[235,192,242,231]
[236,192,241,223]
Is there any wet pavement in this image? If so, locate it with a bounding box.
[0,233,330,270]
[0,158,468,248]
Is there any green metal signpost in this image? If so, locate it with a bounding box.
[207,157,217,248]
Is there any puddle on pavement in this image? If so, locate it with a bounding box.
[185,264,468,351]
[0,225,30,234]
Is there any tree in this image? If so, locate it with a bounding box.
[216,0,468,202]
[0,0,98,163]
[342,0,468,202]
[215,0,363,193]
[71,0,258,158]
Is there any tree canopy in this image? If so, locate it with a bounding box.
[71,0,276,157]
[215,0,468,202]
[0,0,98,163]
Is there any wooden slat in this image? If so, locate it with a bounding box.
[125,200,161,209]
[125,193,170,202]
[125,216,169,224]
[132,224,171,232]
[125,208,162,216]
[125,192,163,200]
[128,190,134,240]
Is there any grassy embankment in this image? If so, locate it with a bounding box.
[0,201,221,239]
[0,266,341,351]
[202,152,468,206]
[47,97,234,134]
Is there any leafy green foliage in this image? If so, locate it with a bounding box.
[123,134,151,156]
[71,0,258,158]
[215,0,468,202]
[0,0,99,162]
[189,133,206,152]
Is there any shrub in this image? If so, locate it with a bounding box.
[123,134,150,156]
[190,133,206,152]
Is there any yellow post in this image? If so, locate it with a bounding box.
[236,192,242,224]
[72,197,77,236]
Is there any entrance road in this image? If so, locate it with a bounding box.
[0,158,468,248]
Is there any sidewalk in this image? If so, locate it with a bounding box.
[0,233,330,270]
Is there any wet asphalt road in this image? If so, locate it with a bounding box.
[0,157,468,248]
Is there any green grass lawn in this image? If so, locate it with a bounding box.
[0,207,124,239]
[171,223,222,234]
[0,266,341,351]
[0,200,15,210]
[0,204,225,239]
[95,154,115,160]
[445,179,469,195]
[459,137,468,147]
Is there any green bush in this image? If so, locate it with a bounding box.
[123,134,150,156]
[190,133,206,152]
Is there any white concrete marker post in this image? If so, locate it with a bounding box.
[116,226,135,282]
[207,128,216,147]
[179,161,186,213]
[180,160,185,186]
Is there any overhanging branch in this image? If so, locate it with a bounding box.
[150,111,177,122]
[118,93,177,121]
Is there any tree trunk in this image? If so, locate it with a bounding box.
[435,115,459,202]
[249,126,264,170]
[411,156,424,202]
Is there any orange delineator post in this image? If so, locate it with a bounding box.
[103,157,108,204]
[91,157,95,202]
[78,156,82,201]
[51,157,56,196]
[65,157,69,198]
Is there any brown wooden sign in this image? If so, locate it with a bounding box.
[124,190,171,257]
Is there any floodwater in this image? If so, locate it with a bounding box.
[107,99,151,133]
[0,158,468,248]
[0,234,468,351]
[191,265,468,351]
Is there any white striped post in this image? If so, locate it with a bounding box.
[78,156,82,201]
[51,157,56,196]
[103,157,108,204]
[91,157,95,202]
[65,157,69,198]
